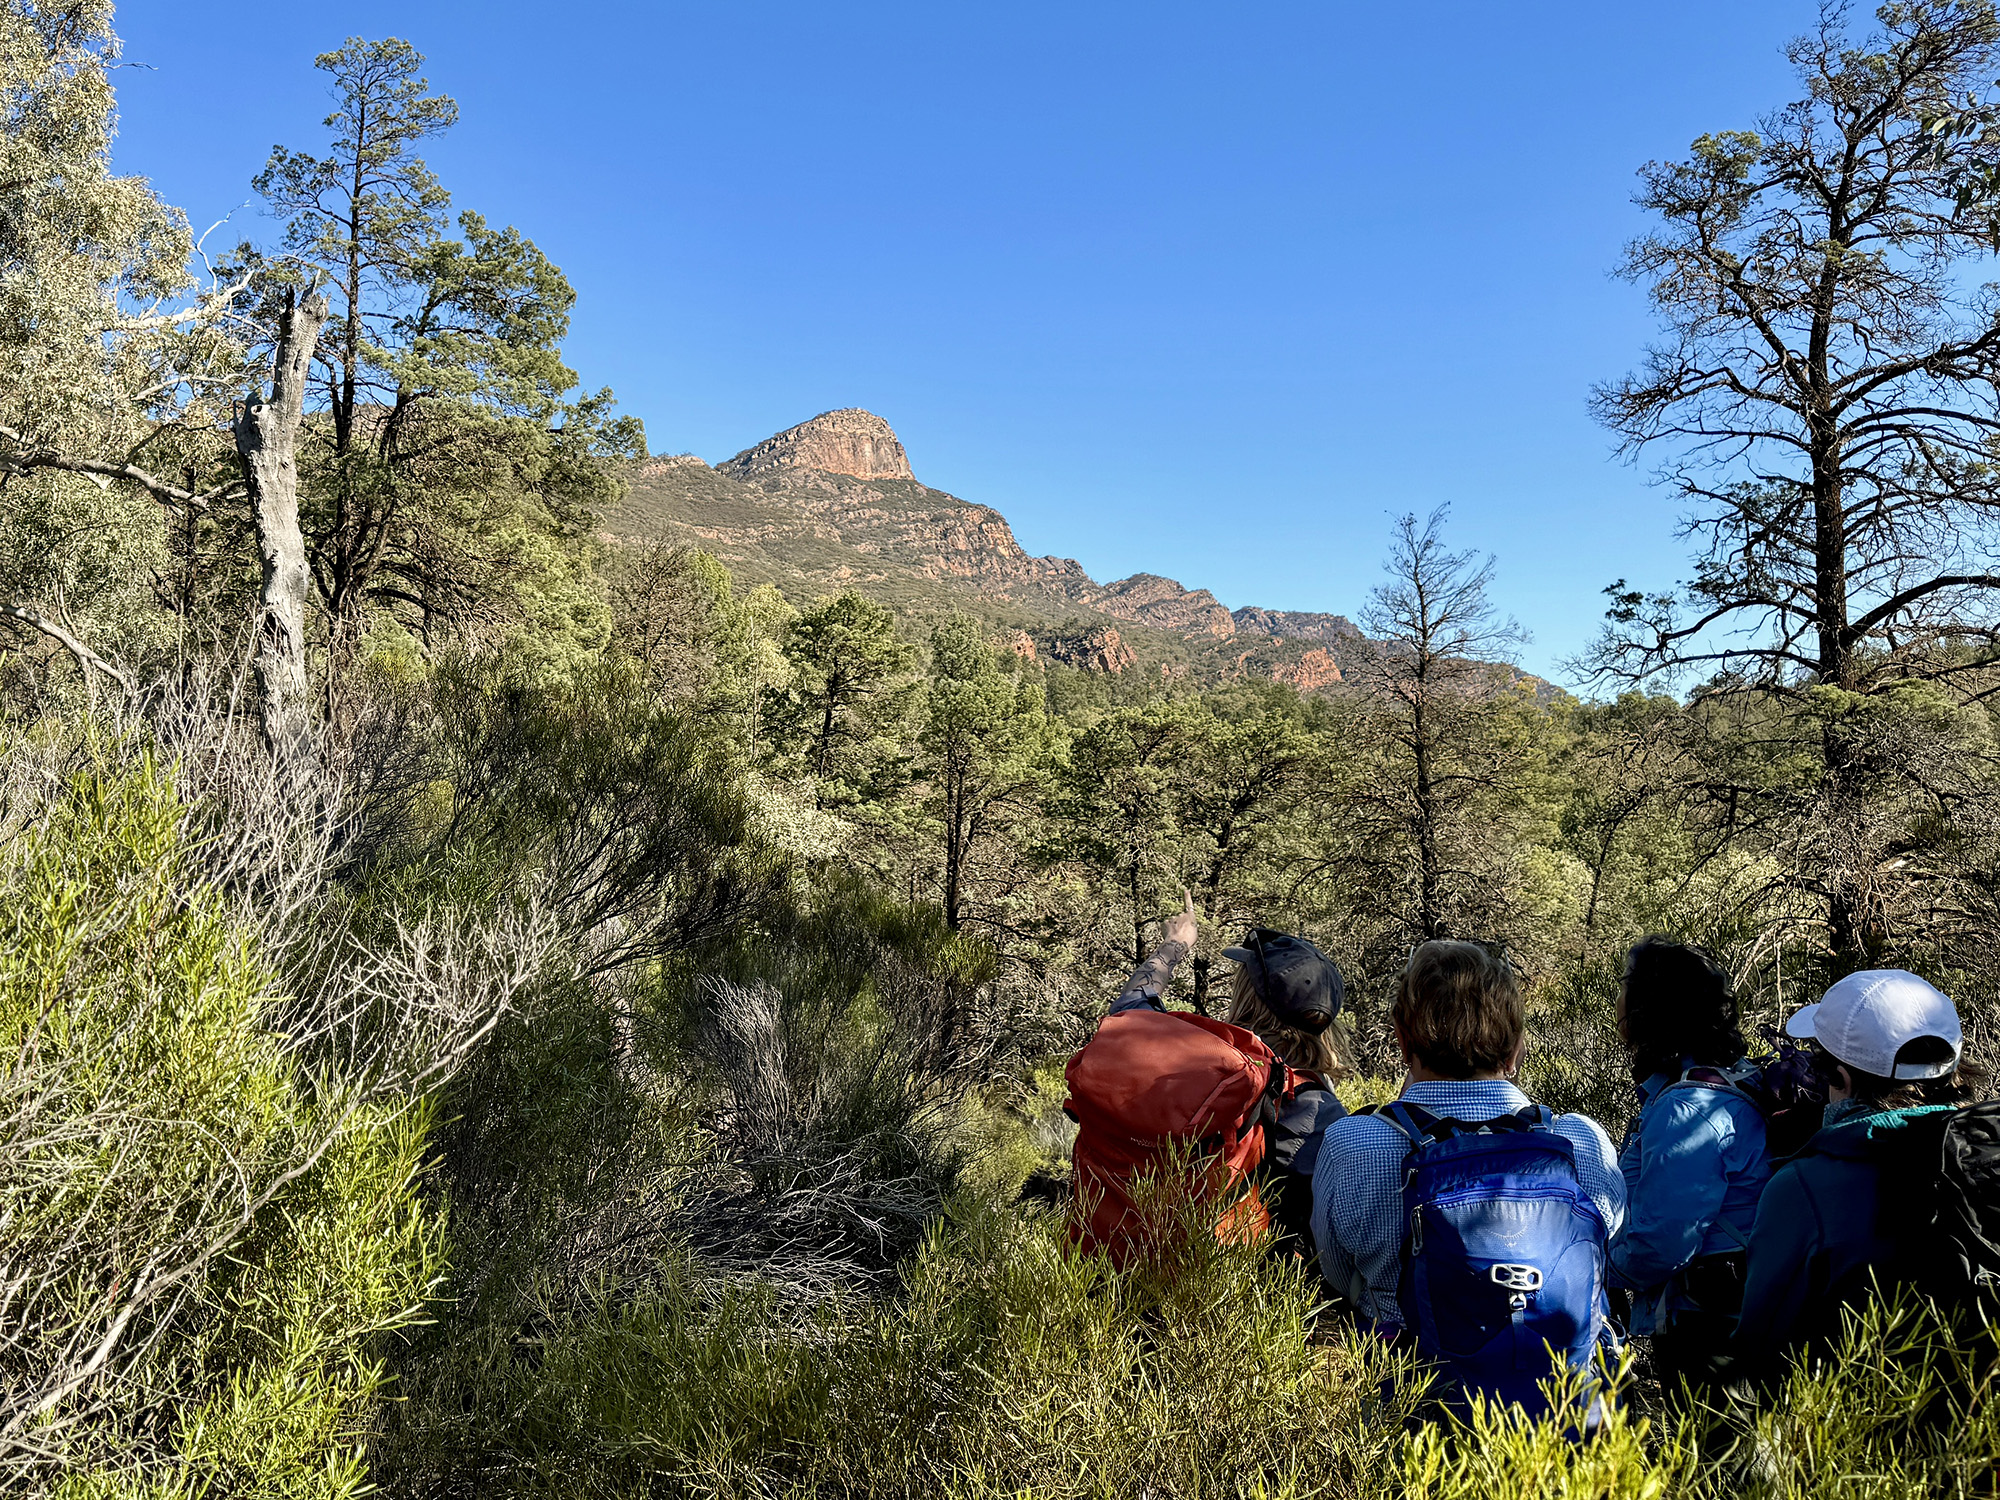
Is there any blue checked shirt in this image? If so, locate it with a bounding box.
[1310,1079,1628,1326]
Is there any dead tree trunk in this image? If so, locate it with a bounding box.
[233,291,327,757]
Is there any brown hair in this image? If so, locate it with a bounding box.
[1228,966,1350,1079]
[1832,1035,1985,1110]
[1391,940,1525,1080]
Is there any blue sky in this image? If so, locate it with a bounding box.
[114,1,1809,683]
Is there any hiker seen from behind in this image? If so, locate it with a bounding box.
[1732,970,1990,1380]
[1067,894,1327,1263]
[1217,925,1351,1259]
[1608,938,1773,1394]
[1311,939,1627,1416]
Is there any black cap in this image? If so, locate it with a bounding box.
[1222,927,1344,1033]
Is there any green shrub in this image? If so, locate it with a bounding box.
[1,750,443,1495]
[379,1178,2000,1499]
[381,1187,1424,1497]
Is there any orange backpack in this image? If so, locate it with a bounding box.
[1064,1007,1294,1265]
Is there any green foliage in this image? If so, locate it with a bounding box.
[1044,699,1192,967]
[1700,1294,2000,1498]
[0,1,192,454]
[18,17,2000,1499]
[0,1,210,693]
[378,1185,2000,1500]
[918,614,1059,930]
[382,1193,1424,1498]
[413,655,792,976]
[254,35,641,682]
[1,749,440,1494]
[764,590,920,810]
[607,541,798,747]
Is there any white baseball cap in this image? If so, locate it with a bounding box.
[1784,969,1962,1080]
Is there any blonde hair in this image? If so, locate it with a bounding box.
[1228,965,1351,1080]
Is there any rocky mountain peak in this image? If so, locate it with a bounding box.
[719,409,914,482]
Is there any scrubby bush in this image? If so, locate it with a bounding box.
[0,750,436,1493]
[379,1189,1420,1498]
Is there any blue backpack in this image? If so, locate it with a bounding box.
[1376,1102,1610,1415]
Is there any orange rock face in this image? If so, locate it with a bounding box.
[1086,573,1238,638]
[1273,647,1344,691]
[719,409,914,482]
[1047,626,1137,674]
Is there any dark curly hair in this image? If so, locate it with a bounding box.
[1621,936,1747,1083]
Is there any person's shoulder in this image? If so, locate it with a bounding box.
[1549,1109,1619,1156]
[1323,1108,1403,1153]
[1654,1076,1759,1134]
[1762,1153,1812,1195]
[1750,1154,1823,1238]
[1278,1087,1345,1134]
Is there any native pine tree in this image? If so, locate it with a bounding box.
[1590,1,2000,965]
[255,37,641,692]
[918,614,1058,932]
[764,590,918,809]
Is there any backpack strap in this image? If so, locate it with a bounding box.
[1429,1104,1551,1139]
[1667,1065,1761,1110]
[1373,1100,1438,1151]
[1708,1216,1751,1253]
[1375,1101,1550,1150]
[1660,1071,1760,1255]
[1253,1055,1293,1130]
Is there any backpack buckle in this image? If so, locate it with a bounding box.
[1489,1263,1542,1293]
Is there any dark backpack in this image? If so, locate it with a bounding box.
[1669,1035,1826,1163]
[1374,1102,1610,1416]
[1881,1101,2000,1322]
[1255,1074,1341,1258]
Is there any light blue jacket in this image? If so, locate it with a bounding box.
[1609,1065,1772,1333]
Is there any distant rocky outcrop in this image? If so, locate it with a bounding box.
[1270,647,1343,691]
[638,452,712,479]
[1046,626,1137,674]
[1086,573,1238,639]
[606,407,1425,697]
[1232,606,1361,642]
[719,409,914,482]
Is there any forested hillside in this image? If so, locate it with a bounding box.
[7,2,2000,1495]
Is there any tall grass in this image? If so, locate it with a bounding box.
[381,1171,2000,1499]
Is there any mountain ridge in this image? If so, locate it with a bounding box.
[603,409,1386,687]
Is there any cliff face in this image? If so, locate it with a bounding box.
[719,409,914,482]
[1231,605,1361,642]
[1271,647,1344,691]
[1046,626,1137,674]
